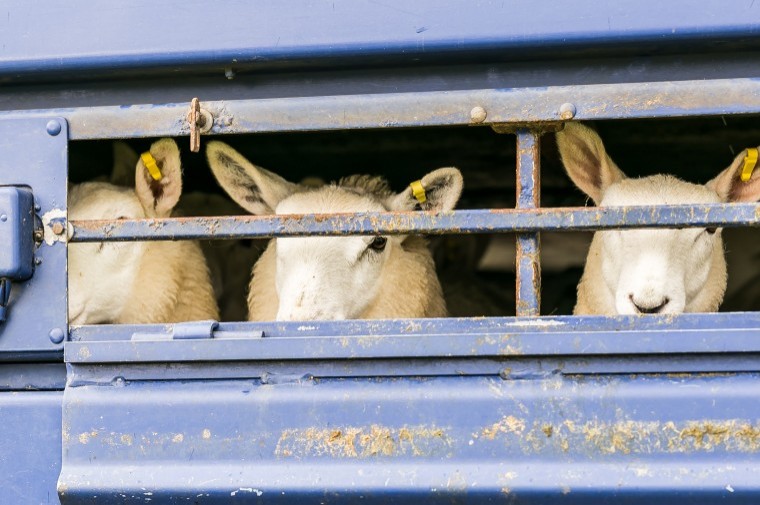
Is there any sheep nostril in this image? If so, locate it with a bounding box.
[630,295,670,314]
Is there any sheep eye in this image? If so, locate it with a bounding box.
[369,236,387,252]
[705,227,717,235]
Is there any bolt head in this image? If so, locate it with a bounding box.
[49,327,65,344]
[52,221,65,235]
[46,120,62,136]
[470,106,487,124]
[559,103,577,120]
[0,214,6,222]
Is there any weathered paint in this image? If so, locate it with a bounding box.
[69,203,760,242]
[58,372,760,503]
[514,129,541,316]
[4,78,760,139]
[64,313,760,365]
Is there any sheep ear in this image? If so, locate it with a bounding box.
[556,122,626,204]
[706,147,760,202]
[206,141,298,215]
[135,138,183,218]
[111,141,139,186]
[389,167,463,211]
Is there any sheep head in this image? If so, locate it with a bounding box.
[557,122,760,315]
[206,141,462,321]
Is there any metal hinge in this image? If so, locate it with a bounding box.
[131,320,263,341]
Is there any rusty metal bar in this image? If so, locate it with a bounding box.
[5,78,760,139]
[515,130,541,317]
[68,203,760,242]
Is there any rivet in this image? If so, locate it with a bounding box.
[46,120,62,136]
[52,221,65,235]
[559,103,577,120]
[34,257,42,266]
[470,106,487,124]
[224,68,236,80]
[49,327,65,344]
[34,204,41,212]
[0,214,6,222]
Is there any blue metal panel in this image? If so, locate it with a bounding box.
[58,371,760,504]
[0,117,67,358]
[65,313,760,365]
[1,1,759,82]
[0,390,62,505]
[5,78,760,139]
[69,203,760,242]
[0,363,66,391]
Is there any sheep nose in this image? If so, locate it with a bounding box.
[629,294,670,314]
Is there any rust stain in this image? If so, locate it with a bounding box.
[481,415,526,440]
[475,417,760,455]
[275,424,450,458]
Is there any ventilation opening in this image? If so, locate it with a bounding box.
[68,116,760,322]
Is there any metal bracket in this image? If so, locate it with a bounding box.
[129,321,263,342]
[491,121,565,134]
[186,97,214,153]
[132,320,219,341]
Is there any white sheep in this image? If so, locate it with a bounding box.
[557,122,760,315]
[205,141,463,321]
[68,138,219,324]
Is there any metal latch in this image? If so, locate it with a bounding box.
[0,186,36,323]
[131,321,264,341]
[187,98,214,153]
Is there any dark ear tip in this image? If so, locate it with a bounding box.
[205,141,236,164]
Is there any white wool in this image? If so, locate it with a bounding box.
[68,139,218,324]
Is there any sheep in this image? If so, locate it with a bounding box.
[556,121,760,315]
[205,141,463,321]
[68,138,219,324]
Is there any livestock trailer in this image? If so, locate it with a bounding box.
[1,1,760,503]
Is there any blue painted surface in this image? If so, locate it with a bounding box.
[0,186,35,281]
[0,3,757,501]
[0,117,67,358]
[70,203,760,242]
[515,130,541,316]
[5,78,760,139]
[0,390,62,505]
[65,313,760,364]
[58,372,760,504]
[1,0,759,81]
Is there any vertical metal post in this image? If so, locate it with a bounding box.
[515,129,541,316]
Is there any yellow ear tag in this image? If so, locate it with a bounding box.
[410,180,427,204]
[740,147,758,182]
[141,152,163,181]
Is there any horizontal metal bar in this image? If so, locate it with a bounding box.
[4,78,760,139]
[66,313,760,364]
[68,312,760,340]
[69,203,760,242]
